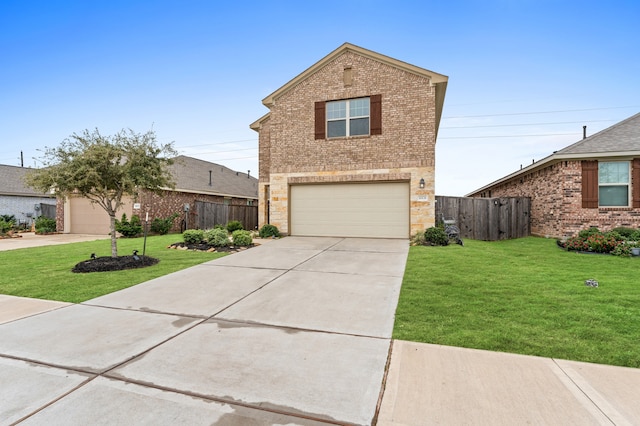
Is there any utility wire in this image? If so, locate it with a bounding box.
[443,105,640,119]
[441,119,614,129]
[440,132,578,139]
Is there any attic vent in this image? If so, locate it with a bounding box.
[343,67,352,87]
[209,170,212,186]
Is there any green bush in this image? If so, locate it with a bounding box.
[631,230,640,241]
[578,226,601,239]
[612,227,637,239]
[206,228,230,247]
[258,224,280,238]
[34,216,56,234]
[150,213,179,235]
[226,220,244,233]
[213,223,225,230]
[115,213,143,238]
[0,218,15,234]
[232,229,252,246]
[1,214,16,223]
[424,226,449,246]
[183,229,204,244]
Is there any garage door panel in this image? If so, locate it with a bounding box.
[290,183,409,238]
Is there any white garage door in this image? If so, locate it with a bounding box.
[290,182,409,238]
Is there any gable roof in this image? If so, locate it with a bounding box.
[251,42,448,133]
[556,112,640,156]
[168,155,258,199]
[0,164,54,197]
[466,112,640,196]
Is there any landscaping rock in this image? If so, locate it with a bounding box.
[585,279,599,288]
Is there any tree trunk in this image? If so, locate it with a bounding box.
[109,213,118,258]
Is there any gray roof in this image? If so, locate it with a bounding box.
[0,164,54,197]
[169,155,258,199]
[557,112,640,155]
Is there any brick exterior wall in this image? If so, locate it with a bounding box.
[474,160,640,238]
[256,50,440,236]
[56,189,252,234]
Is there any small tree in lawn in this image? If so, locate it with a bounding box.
[26,128,177,257]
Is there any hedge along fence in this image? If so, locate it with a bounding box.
[436,196,531,241]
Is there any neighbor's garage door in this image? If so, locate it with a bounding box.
[290,182,409,238]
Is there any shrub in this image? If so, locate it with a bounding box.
[226,220,244,233]
[34,216,56,234]
[258,224,280,238]
[183,229,204,244]
[612,227,636,239]
[631,230,640,241]
[150,213,179,235]
[611,243,633,257]
[564,236,589,252]
[232,229,252,246]
[424,226,449,246]
[0,218,15,234]
[206,227,230,247]
[213,223,225,230]
[578,227,601,239]
[115,213,143,238]
[586,233,621,253]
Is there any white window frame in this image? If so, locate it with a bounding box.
[326,97,370,138]
[598,161,631,207]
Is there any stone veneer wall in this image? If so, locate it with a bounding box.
[257,50,438,236]
[477,160,640,238]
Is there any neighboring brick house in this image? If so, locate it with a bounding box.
[467,112,640,238]
[0,164,56,227]
[59,155,258,234]
[250,43,448,238]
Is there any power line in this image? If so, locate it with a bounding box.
[441,119,614,130]
[440,132,577,140]
[177,138,257,149]
[442,105,640,120]
[183,147,257,155]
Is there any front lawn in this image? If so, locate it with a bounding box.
[0,234,225,303]
[394,237,640,368]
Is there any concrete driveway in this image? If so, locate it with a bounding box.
[0,236,408,425]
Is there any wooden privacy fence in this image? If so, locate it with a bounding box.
[435,196,530,241]
[194,201,258,231]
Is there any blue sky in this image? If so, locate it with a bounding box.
[1,0,639,195]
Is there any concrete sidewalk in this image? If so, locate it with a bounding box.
[0,236,407,425]
[378,341,640,425]
[0,232,108,251]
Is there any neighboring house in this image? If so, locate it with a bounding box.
[0,164,56,226]
[250,43,448,238]
[58,155,258,234]
[467,112,640,238]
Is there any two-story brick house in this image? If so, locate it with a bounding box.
[250,43,448,238]
[467,112,640,238]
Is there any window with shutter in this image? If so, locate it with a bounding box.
[315,95,382,139]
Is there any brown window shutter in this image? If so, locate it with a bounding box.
[633,158,640,208]
[314,101,325,140]
[582,160,598,208]
[370,94,382,135]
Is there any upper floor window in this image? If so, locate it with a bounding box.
[599,161,629,207]
[326,97,370,138]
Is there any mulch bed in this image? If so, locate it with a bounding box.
[71,242,254,273]
[72,255,159,273]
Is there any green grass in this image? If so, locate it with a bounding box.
[0,234,225,303]
[395,237,640,368]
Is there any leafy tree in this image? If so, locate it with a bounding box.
[26,128,177,257]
